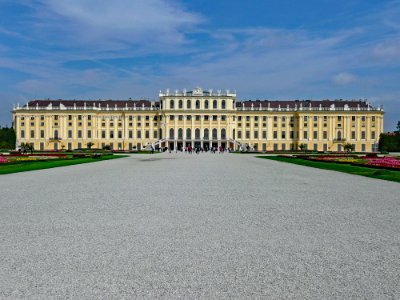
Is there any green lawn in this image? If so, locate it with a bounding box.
[258,156,400,183]
[0,155,127,175]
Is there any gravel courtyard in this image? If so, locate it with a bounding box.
[1,153,399,299]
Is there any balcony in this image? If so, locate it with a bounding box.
[333,138,346,142]
[48,137,62,142]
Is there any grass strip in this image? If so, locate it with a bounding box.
[0,155,127,175]
[258,156,400,183]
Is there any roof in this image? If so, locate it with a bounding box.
[26,99,157,108]
[236,99,372,109]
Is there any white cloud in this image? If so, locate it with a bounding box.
[332,73,358,85]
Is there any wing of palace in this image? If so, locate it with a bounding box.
[12,87,384,152]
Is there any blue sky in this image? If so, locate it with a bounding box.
[0,0,399,130]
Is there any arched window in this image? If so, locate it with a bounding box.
[337,130,342,140]
[186,128,191,139]
[170,100,174,109]
[169,128,175,139]
[178,128,183,139]
[221,128,226,139]
[187,100,191,109]
[205,100,209,109]
[212,128,218,139]
[222,100,226,109]
[204,128,209,139]
[179,100,183,109]
[213,100,218,109]
[195,128,200,139]
[196,100,200,109]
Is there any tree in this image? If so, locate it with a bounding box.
[87,142,94,149]
[0,127,16,150]
[299,143,306,151]
[396,120,400,133]
[343,143,354,152]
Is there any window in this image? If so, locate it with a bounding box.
[118,131,122,139]
[213,100,218,109]
[222,100,226,109]
[314,144,318,151]
[196,100,200,109]
[352,116,356,121]
[371,131,376,139]
[361,116,366,122]
[304,131,308,139]
[21,130,25,138]
[137,116,141,121]
[78,130,82,138]
[204,115,209,121]
[290,131,294,139]
[238,116,242,121]
[221,129,226,139]
[78,115,82,121]
[262,131,267,139]
[195,115,200,121]
[263,116,267,121]
[238,131,242,139]
[102,130,106,139]
[212,128,218,139]
[372,116,375,121]
[313,116,318,122]
[281,131,286,139]
[54,130,59,139]
[41,115,45,121]
[178,128,183,139]
[40,130,44,138]
[361,131,366,139]
[170,100,175,109]
[304,116,308,122]
[169,128,175,139]
[352,131,356,139]
[337,131,342,140]
[137,130,141,138]
[338,116,342,121]
[178,115,183,121]
[186,128,191,139]
[145,131,149,138]
[179,100,183,109]
[205,100,209,109]
[313,131,318,139]
[323,131,327,139]
[246,116,250,121]
[30,130,34,138]
[204,128,209,139]
[282,116,286,122]
[88,115,92,121]
[110,131,114,139]
[273,116,278,122]
[195,128,200,139]
[273,131,277,139]
[87,130,91,138]
[68,130,72,139]
[212,115,217,121]
[129,115,133,121]
[54,115,59,121]
[170,115,175,121]
[129,130,133,139]
[245,131,250,139]
[187,115,191,121]
[187,100,191,109]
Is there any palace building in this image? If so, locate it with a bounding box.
[12,87,384,152]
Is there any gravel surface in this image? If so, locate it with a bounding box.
[1,153,399,299]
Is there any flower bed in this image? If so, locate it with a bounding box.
[292,154,400,170]
[0,156,8,163]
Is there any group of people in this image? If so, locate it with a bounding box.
[162,146,232,154]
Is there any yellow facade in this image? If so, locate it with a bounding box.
[12,87,384,152]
